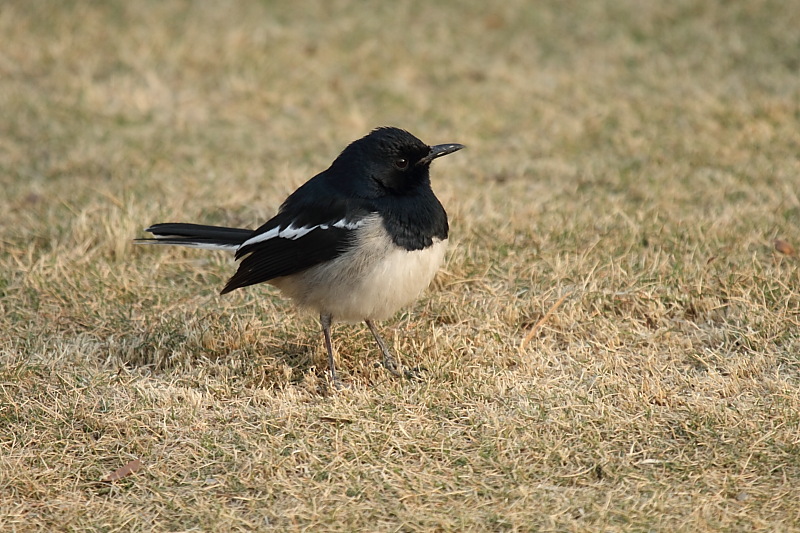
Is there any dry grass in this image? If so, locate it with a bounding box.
[2,1,799,531]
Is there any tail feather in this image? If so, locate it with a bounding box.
[135,223,253,252]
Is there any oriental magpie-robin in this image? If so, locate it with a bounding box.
[137,127,463,387]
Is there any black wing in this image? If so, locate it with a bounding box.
[220,193,374,294]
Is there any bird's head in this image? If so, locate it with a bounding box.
[331,127,463,196]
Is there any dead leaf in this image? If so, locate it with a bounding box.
[484,14,505,30]
[102,458,143,482]
[774,239,796,256]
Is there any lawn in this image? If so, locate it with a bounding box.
[1,1,799,531]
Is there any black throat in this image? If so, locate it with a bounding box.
[374,187,448,251]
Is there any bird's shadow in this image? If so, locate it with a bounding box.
[108,310,331,388]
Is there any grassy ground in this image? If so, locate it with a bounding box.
[2,1,799,531]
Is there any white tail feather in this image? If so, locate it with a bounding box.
[136,240,239,252]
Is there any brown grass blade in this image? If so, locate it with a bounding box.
[319,416,354,424]
[519,291,571,351]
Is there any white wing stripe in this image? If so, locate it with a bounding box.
[239,218,364,248]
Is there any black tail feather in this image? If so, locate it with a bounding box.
[135,223,253,249]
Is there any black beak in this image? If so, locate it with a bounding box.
[418,143,465,165]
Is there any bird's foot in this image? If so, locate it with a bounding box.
[327,375,348,391]
[378,358,426,381]
[402,365,427,381]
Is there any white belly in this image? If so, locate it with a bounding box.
[271,216,447,322]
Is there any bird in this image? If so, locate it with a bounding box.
[136,126,463,388]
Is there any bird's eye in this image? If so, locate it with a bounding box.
[394,158,409,170]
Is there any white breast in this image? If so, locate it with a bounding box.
[271,215,447,322]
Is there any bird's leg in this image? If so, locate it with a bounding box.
[364,319,404,377]
[320,314,341,389]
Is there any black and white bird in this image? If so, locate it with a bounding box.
[137,127,463,387]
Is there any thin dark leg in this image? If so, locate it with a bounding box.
[364,319,402,377]
[320,314,341,388]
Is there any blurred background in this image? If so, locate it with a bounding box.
[5,1,797,241]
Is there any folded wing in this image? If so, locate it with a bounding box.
[221,195,374,294]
